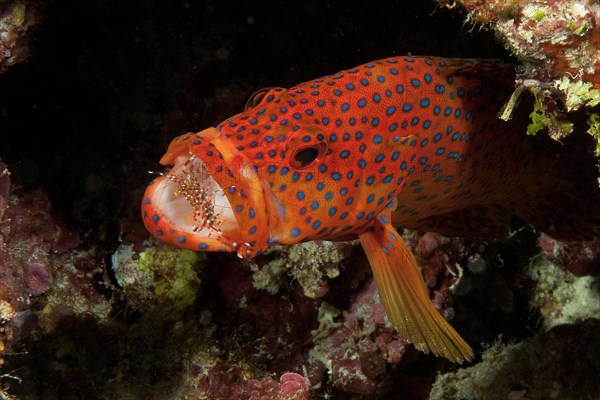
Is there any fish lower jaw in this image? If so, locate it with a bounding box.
[143,154,240,252]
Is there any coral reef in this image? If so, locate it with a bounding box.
[0,0,598,398]
[539,233,600,276]
[112,243,204,315]
[0,174,469,398]
[307,284,406,397]
[429,319,600,400]
[252,241,352,299]
[437,0,600,152]
[527,256,600,329]
[0,170,321,398]
[0,160,86,366]
[0,151,530,399]
[300,232,473,397]
[440,0,600,86]
[0,0,44,74]
[247,372,310,400]
[430,250,600,400]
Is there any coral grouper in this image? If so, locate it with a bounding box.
[141,56,600,362]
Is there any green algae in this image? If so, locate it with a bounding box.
[526,96,546,135]
[556,76,600,111]
[587,112,600,156]
[500,82,575,139]
[134,246,201,312]
[526,87,574,139]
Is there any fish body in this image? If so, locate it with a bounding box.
[142,56,600,362]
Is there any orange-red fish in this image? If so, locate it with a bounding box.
[141,56,600,362]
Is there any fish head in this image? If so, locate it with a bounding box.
[143,82,412,258]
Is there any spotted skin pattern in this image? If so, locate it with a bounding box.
[142,56,600,362]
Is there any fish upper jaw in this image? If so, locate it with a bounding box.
[142,127,271,259]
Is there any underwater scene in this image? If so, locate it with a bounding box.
[1,0,600,399]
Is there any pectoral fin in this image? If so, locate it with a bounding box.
[359,215,473,363]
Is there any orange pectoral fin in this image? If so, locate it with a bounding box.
[359,215,473,363]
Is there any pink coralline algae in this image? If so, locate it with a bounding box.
[411,232,465,317]
[308,280,407,396]
[24,262,53,296]
[539,233,600,276]
[5,188,80,260]
[247,372,310,400]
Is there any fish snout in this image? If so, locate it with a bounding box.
[142,129,271,258]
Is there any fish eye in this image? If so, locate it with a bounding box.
[292,146,320,169]
[244,88,273,110]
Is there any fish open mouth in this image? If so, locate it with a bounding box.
[142,128,272,258]
[155,154,238,238]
